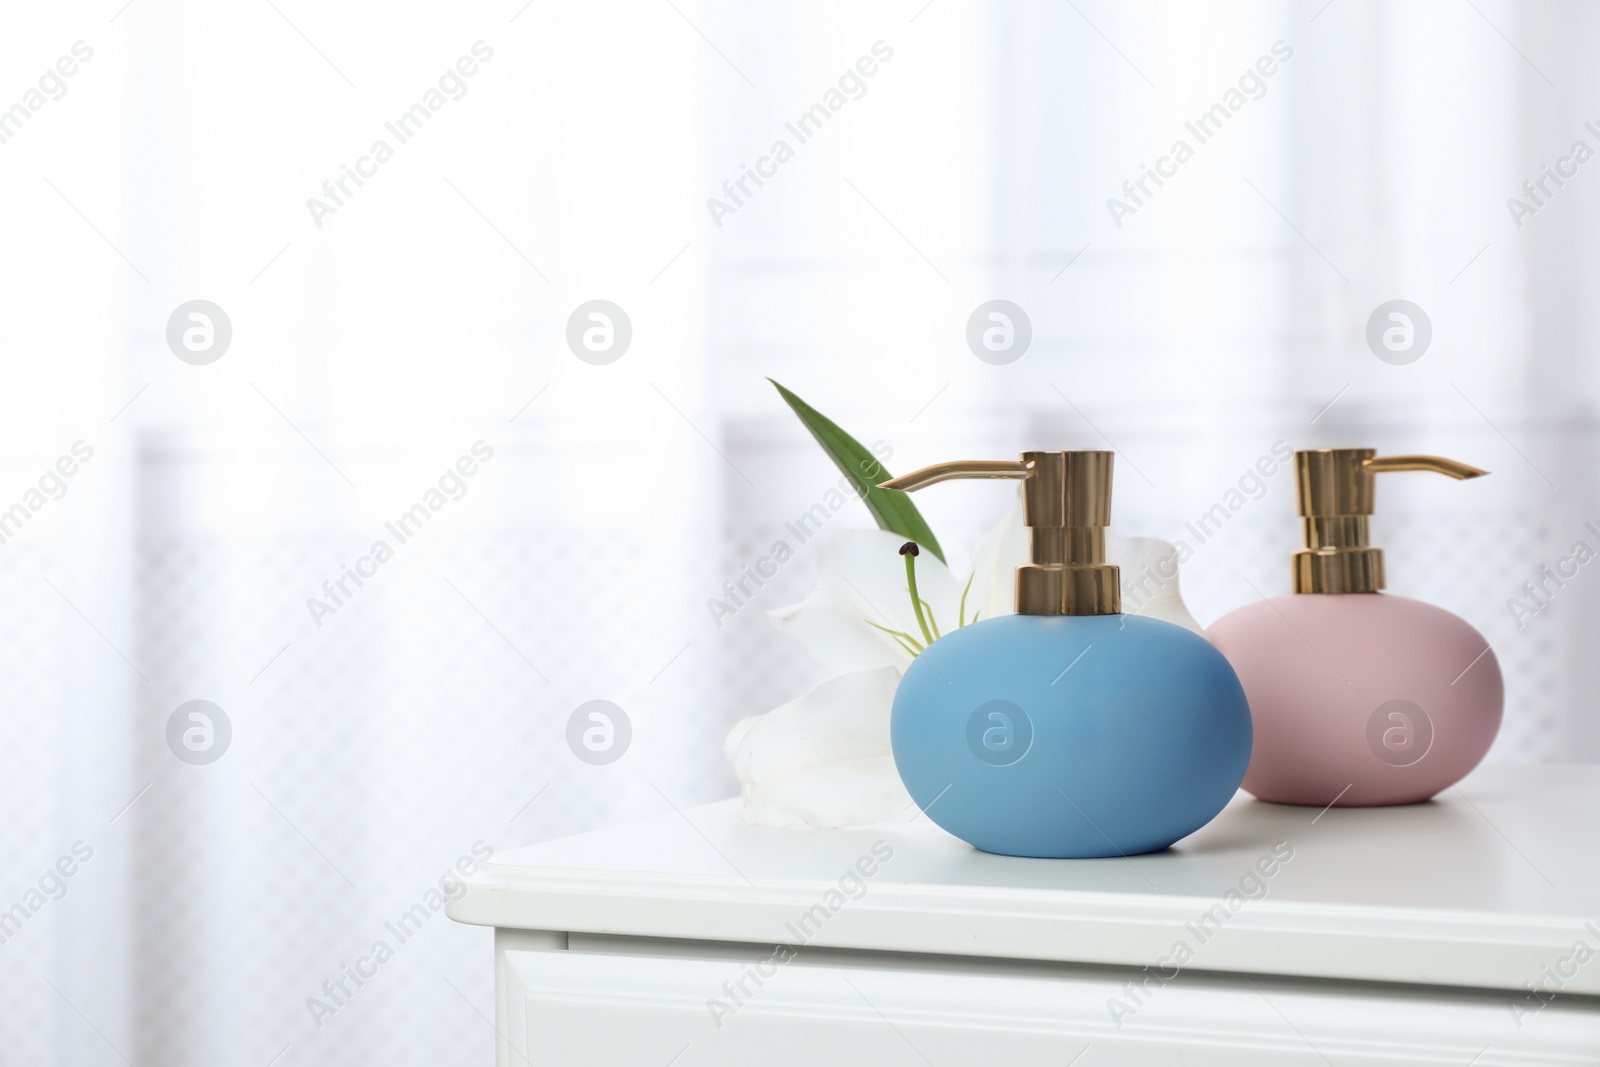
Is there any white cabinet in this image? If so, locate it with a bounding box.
[452,766,1600,1065]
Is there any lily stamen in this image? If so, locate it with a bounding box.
[899,542,936,646]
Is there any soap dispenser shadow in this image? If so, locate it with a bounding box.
[880,451,1253,859]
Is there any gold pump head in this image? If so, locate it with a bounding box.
[1293,449,1487,594]
[880,451,1120,616]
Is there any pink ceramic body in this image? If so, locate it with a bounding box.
[1207,593,1502,807]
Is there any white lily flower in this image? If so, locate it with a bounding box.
[721,666,908,828]
[768,529,974,674]
[1111,534,1205,634]
[725,491,1206,827]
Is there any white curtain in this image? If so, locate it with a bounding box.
[1,2,1592,1064]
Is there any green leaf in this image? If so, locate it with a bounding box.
[768,378,946,563]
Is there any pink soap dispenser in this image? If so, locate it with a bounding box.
[1207,449,1503,807]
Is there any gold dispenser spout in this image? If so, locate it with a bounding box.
[1293,449,1488,594]
[879,460,1030,491]
[1360,455,1488,480]
[880,451,1120,616]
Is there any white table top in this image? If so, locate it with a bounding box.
[448,764,1600,996]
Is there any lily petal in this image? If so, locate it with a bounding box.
[968,490,1028,621]
[1108,535,1205,635]
[722,665,912,828]
[769,587,910,674]
[772,528,964,671]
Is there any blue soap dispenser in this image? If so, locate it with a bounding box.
[880,451,1252,858]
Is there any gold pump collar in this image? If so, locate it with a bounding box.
[881,451,1120,616]
[1293,449,1487,594]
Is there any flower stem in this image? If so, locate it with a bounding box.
[900,542,936,647]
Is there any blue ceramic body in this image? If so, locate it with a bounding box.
[891,614,1252,857]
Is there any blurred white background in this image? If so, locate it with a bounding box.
[1,0,1596,1063]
